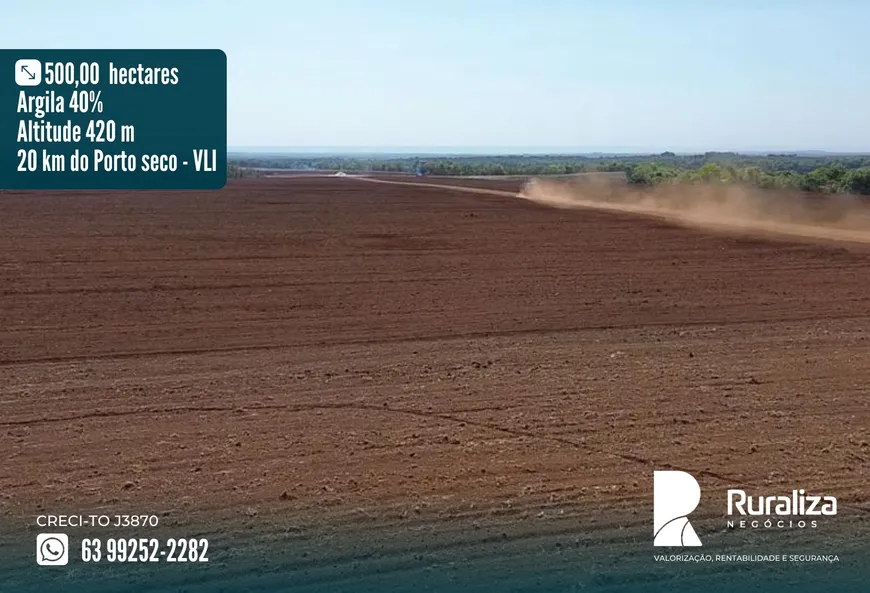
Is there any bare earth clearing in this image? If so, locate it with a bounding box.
[1,177,868,590]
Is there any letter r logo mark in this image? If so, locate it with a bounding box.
[654,470,702,546]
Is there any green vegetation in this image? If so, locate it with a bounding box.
[227,152,870,195]
[227,163,261,178]
[624,160,870,195]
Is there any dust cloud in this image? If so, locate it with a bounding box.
[519,175,870,244]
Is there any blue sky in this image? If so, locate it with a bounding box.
[3,0,869,152]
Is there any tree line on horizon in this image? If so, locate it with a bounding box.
[227,153,870,195]
[625,161,870,195]
[227,163,262,178]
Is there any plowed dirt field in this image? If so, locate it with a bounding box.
[2,176,869,591]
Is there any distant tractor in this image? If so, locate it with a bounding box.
[414,160,426,177]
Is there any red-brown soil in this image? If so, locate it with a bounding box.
[1,177,869,586]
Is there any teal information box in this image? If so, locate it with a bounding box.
[1,49,226,190]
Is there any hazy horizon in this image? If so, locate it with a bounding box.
[228,146,870,157]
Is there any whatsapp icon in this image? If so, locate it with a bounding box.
[36,533,69,566]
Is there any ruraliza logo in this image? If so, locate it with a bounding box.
[654,470,702,547]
